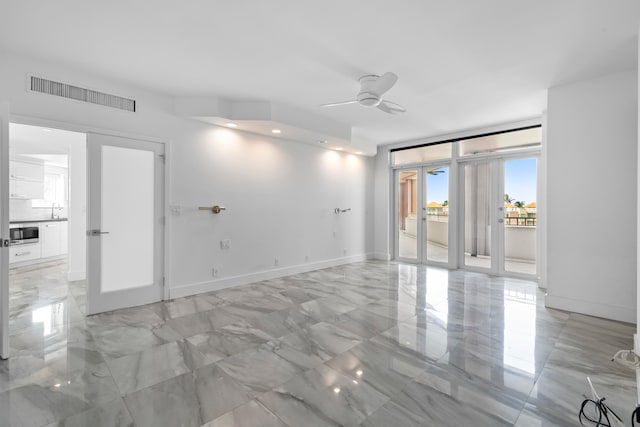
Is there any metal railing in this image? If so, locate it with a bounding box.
[426,213,537,226]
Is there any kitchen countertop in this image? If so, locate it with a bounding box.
[10,218,68,224]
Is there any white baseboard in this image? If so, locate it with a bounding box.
[372,252,391,261]
[169,253,372,300]
[545,293,636,324]
[67,270,86,282]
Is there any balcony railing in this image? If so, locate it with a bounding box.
[426,213,537,226]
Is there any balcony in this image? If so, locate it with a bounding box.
[399,215,536,275]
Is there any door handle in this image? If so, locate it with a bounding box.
[88,230,110,236]
[198,205,226,214]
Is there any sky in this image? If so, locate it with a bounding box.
[504,158,537,204]
[426,168,449,205]
[425,158,536,205]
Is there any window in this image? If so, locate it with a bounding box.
[32,171,67,208]
[458,127,541,156]
[391,143,452,166]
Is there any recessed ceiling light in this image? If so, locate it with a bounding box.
[335,147,343,151]
[355,151,363,155]
[333,387,341,394]
[271,129,281,134]
[226,123,238,128]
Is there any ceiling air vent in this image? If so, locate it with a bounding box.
[29,76,136,112]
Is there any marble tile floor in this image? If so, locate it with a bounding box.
[0,259,636,426]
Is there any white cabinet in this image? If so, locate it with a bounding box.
[9,243,41,263]
[10,160,44,199]
[40,221,68,258]
[9,221,68,265]
[10,161,44,181]
[10,180,44,200]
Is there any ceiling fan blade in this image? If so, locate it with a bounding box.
[320,100,358,107]
[371,72,398,96]
[377,100,406,114]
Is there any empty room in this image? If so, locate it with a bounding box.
[0,1,639,426]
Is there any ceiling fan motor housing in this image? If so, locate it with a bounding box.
[357,75,381,107]
[357,92,380,107]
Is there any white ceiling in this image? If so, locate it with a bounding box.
[1,1,639,154]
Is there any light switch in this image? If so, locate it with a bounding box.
[220,239,231,249]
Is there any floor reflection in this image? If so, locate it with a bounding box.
[0,260,635,427]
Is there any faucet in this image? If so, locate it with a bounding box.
[51,202,61,219]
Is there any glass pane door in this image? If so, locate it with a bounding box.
[424,166,449,264]
[463,161,493,270]
[397,170,418,260]
[87,133,164,314]
[503,158,537,275]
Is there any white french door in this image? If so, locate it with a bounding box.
[461,159,504,273]
[395,164,452,266]
[0,103,9,359]
[460,156,538,277]
[86,133,165,315]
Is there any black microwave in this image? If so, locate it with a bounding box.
[9,226,39,245]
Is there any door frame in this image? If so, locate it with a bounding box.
[391,145,541,280]
[4,114,171,311]
[457,151,540,279]
[0,102,10,359]
[393,161,455,268]
[86,133,166,314]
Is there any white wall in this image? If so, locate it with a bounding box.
[546,70,638,323]
[67,137,86,282]
[0,50,374,297]
[373,147,391,260]
[169,123,374,296]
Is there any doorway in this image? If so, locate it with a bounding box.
[395,164,451,266]
[0,120,166,358]
[461,157,537,277]
[392,125,541,279]
[86,133,165,314]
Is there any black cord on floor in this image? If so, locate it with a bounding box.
[579,397,622,427]
[631,405,640,427]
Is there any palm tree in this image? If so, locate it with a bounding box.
[442,200,448,207]
[504,194,514,204]
[514,201,525,208]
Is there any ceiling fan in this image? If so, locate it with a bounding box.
[321,72,406,114]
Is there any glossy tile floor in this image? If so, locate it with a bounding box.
[1,260,636,426]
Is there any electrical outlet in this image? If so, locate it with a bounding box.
[274,258,280,267]
[170,205,182,215]
[220,239,231,250]
[343,248,347,255]
[212,268,219,277]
